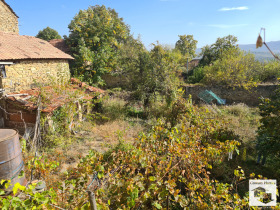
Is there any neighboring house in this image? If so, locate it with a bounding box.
[0,0,18,34]
[0,1,104,133]
[49,39,72,55]
[0,32,73,93]
[0,0,73,94]
[188,58,201,70]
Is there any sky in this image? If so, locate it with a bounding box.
[6,0,280,49]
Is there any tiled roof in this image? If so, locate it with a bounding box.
[1,0,19,18]
[5,79,105,113]
[0,32,74,61]
[49,39,72,55]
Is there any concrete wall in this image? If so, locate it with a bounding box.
[1,60,71,93]
[0,1,19,34]
[185,84,279,107]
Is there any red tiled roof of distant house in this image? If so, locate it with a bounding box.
[49,39,72,55]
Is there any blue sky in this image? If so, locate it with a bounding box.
[6,0,280,49]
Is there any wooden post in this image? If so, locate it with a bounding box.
[77,101,83,122]
[46,114,54,132]
[87,191,97,210]
[87,101,91,114]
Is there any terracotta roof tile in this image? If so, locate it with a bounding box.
[49,39,72,55]
[0,32,74,61]
[5,81,105,113]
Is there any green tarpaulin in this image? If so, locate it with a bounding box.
[198,90,226,105]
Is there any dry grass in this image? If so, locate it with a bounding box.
[218,103,260,143]
[50,119,144,173]
[102,97,128,120]
[90,120,143,145]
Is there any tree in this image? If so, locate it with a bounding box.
[66,5,130,85]
[257,88,280,164]
[137,43,180,108]
[175,35,197,58]
[36,27,62,41]
[202,48,260,88]
[199,35,238,66]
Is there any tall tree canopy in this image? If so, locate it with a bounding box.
[199,35,238,66]
[175,35,197,58]
[36,27,62,41]
[136,43,180,108]
[66,5,130,85]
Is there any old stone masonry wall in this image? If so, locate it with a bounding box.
[0,1,19,34]
[2,60,71,93]
[185,84,279,107]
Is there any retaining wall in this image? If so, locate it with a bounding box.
[185,84,279,106]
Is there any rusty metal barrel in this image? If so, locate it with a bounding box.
[0,129,26,190]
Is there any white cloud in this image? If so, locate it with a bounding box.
[208,24,248,29]
[219,6,249,11]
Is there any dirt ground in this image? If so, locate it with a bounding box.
[56,120,144,173]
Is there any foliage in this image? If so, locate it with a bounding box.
[175,35,197,58]
[254,60,280,82]
[36,27,62,41]
[66,5,130,85]
[62,100,247,209]
[118,35,146,76]
[1,99,276,209]
[199,35,238,66]
[136,43,180,109]
[201,48,259,89]
[186,66,205,84]
[257,87,280,163]
[101,96,128,121]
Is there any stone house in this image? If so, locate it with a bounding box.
[0,0,18,34]
[0,1,105,133]
[0,32,73,93]
[0,0,74,94]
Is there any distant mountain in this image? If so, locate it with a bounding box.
[238,41,280,61]
[195,41,280,62]
[239,40,280,53]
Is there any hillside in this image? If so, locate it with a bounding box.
[239,40,280,52]
[239,40,280,61]
[196,40,280,61]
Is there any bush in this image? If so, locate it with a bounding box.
[101,97,128,121]
[202,49,260,89]
[255,60,280,82]
[186,66,205,84]
[257,87,280,164]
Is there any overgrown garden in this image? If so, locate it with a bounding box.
[1,4,280,209]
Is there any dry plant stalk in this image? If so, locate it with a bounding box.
[256,34,263,48]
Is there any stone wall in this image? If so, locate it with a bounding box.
[185,84,279,107]
[1,59,71,93]
[0,1,19,34]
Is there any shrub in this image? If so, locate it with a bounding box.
[202,49,260,89]
[256,60,280,82]
[257,87,280,165]
[186,66,205,84]
[101,97,128,121]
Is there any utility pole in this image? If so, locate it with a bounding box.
[186,57,189,75]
